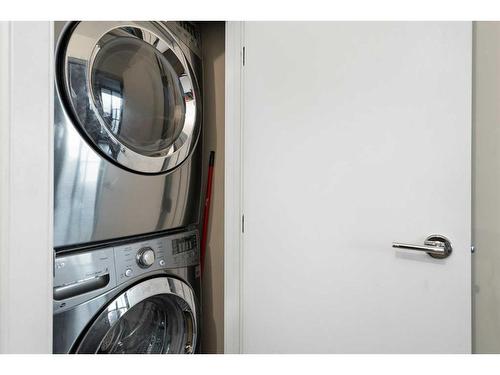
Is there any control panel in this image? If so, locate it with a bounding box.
[54,230,199,313]
[113,231,199,284]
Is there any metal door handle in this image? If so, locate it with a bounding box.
[392,234,452,259]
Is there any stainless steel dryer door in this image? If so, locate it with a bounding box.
[75,277,197,354]
[59,21,200,174]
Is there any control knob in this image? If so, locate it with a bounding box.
[136,247,155,268]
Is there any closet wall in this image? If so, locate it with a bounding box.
[473,21,500,353]
[199,22,225,354]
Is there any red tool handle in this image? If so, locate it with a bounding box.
[200,151,215,277]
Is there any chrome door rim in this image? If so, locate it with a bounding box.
[60,21,200,174]
[75,276,197,354]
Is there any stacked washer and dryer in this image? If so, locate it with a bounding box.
[53,21,204,354]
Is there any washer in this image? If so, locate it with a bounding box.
[53,230,200,354]
[54,21,203,249]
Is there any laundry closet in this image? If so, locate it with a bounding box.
[49,21,225,354]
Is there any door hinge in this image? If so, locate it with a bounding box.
[242,214,245,233]
[242,46,246,66]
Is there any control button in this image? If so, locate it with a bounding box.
[136,247,156,268]
[159,259,166,267]
[125,268,133,277]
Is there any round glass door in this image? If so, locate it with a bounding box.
[91,37,186,156]
[75,277,197,354]
[59,22,200,174]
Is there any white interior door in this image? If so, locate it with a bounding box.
[241,22,471,353]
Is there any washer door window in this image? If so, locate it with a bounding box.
[60,22,200,174]
[75,277,197,354]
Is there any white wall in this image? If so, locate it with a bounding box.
[0,21,53,353]
[473,21,500,354]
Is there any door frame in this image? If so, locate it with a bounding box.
[224,20,244,354]
[0,21,53,353]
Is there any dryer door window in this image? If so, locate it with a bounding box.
[90,37,185,155]
[59,22,200,174]
[75,277,197,354]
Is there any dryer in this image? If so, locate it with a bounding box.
[54,21,203,248]
[53,229,200,354]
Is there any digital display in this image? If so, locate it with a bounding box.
[172,235,197,255]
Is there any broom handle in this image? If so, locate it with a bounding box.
[201,151,215,277]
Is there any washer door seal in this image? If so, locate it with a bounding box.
[59,21,200,174]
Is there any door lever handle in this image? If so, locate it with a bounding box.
[392,234,452,259]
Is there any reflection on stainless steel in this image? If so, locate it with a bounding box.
[61,21,200,174]
[53,273,110,301]
[54,21,203,248]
